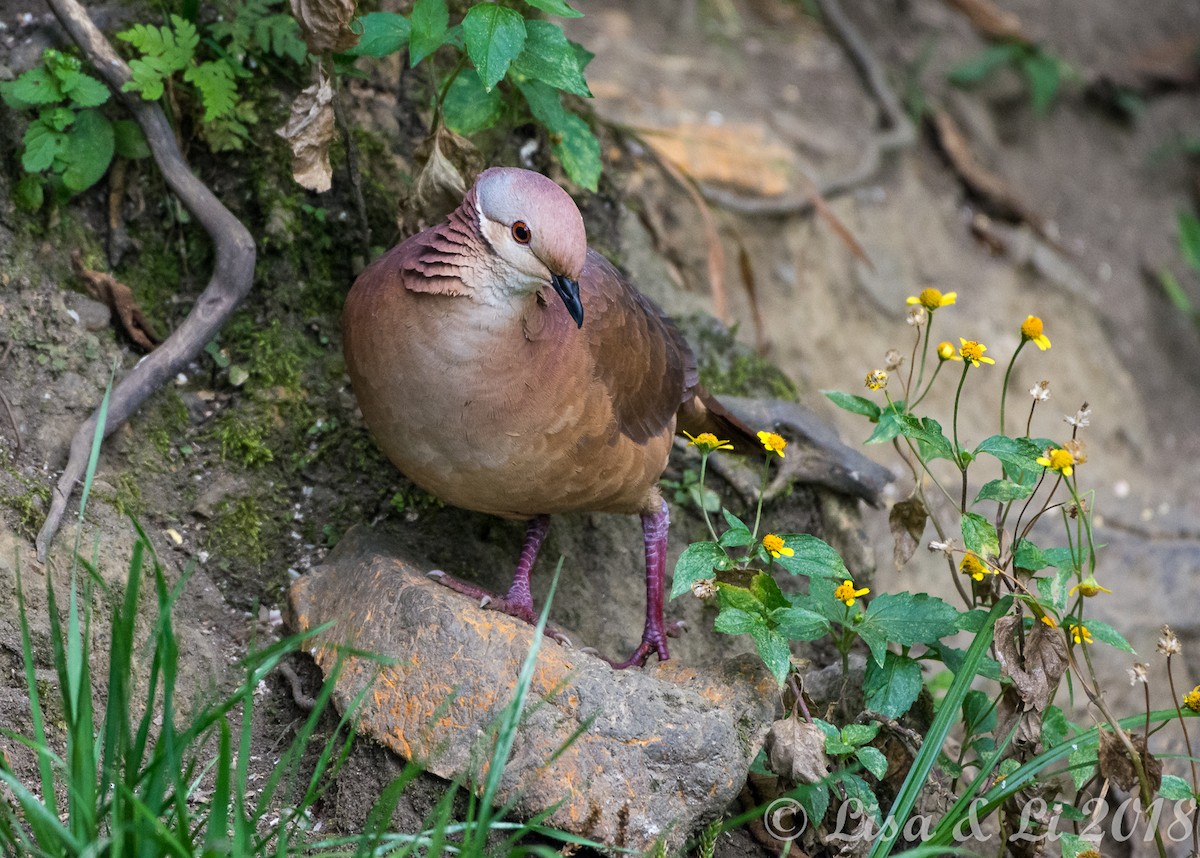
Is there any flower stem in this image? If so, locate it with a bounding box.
[999,339,1026,436]
[1165,654,1200,856]
[697,453,719,544]
[749,454,771,541]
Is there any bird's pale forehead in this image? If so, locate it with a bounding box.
[475,168,580,229]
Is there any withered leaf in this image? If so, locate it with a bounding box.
[889,493,928,571]
[403,127,483,233]
[70,249,160,352]
[1099,729,1163,795]
[764,716,830,785]
[277,74,336,193]
[289,0,359,55]
[993,614,1068,755]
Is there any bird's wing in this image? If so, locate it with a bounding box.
[574,250,696,444]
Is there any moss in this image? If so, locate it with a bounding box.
[1,471,51,541]
[208,495,270,566]
[678,314,800,401]
[209,409,277,469]
[98,470,145,519]
[389,484,444,517]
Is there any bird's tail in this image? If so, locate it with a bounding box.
[677,388,763,457]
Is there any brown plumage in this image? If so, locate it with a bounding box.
[343,167,757,667]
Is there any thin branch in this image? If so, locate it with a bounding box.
[36,0,256,561]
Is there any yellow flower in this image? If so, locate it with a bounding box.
[1184,686,1200,713]
[683,431,733,454]
[1069,576,1112,598]
[758,431,787,458]
[1069,623,1093,645]
[1037,446,1075,477]
[906,287,957,311]
[835,579,870,607]
[957,339,996,367]
[1020,315,1051,350]
[1040,614,1058,629]
[762,533,794,559]
[865,369,888,391]
[959,552,993,582]
[936,341,956,361]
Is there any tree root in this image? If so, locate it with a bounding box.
[699,0,915,216]
[35,0,256,562]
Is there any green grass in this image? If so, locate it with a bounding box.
[0,380,596,857]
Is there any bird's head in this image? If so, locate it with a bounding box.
[472,167,587,327]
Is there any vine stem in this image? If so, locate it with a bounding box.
[1164,653,1200,856]
[998,339,1026,436]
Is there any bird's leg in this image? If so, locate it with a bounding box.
[427,515,553,628]
[609,499,675,669]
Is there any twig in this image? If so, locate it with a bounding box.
[699,0,915,216]
[36,0,256,561]
[278,660,318,712]
[331,77,371,262]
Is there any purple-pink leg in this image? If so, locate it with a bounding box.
[428,515,550,625]
[609,499,677,669]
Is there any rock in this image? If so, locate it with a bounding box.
[288,526,780,852]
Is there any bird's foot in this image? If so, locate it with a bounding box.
[426,570,572,646]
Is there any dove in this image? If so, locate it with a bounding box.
[342,167,758,668]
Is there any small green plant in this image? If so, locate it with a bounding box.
[948,41,1070,113]
[341,0,601,190]
[1159,211,1200,331]
[675,288,1200,853]
[0,49,150,209]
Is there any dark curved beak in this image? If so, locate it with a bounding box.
[551,273,584,328]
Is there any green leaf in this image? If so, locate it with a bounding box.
[1012,538,1048,572]
[1041,705,1067,749]
[856,746,888,780]
[962,688,997,734]
[670,541,731,599]
[1020,51,1061,113]
[183,60,237,121]
[42,106,76,131]
[523,0,584,18]
[62,109,114,191]
[442,70,504,135]
[1068,740,1097,791]
[948,43,1021,85]
[717,582,766,616]
[1159,774,1195,801]
[840,772,882,825]
[823,390,881,420]
[856,592,960,665]
[1083,619,1135,653]
[1179,211,1200,273]
[409,0,449,66]
[4,66,64,107]
[1041,546,1078,571]
[549,111,600,191]
[793,781,830,827]
[718,526,753,548]
[863,652,923,718]
[721,508,748,533]
[961,512,1000,558]
[118,16,198,100]
[14,174,45,211]
[463,4,526,91]
[771,534,848,579]
[348,12,412,57]
[511,20,591,97]
[63,73,110,108]
[714,607,758,635]
[974,434,1044,475]
[112,120,151,159]
[22,120,68,172]
[897,415,955,462]
[865,407,905,445]
[770,606,830,641]
[749,624,792,685]
[750,572,789,612]
[1036,564,1074,613]
[518,78,566,127]
[842,722,880,747]
[974,478,1035,504]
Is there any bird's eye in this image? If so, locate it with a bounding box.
[511,221,532,244]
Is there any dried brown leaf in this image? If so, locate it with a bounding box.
[70,249,160,352]
[404,127,484,233]
[764,716,830,785]
[277,75,336,193]
[1099,729,1163,795]
[889,493,928,571]
[993,614,1068,756]
[289,0,358,55]
[943,0,1029,43]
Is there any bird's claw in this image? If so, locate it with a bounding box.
[478,595,492,609]
[426,569,446,580]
